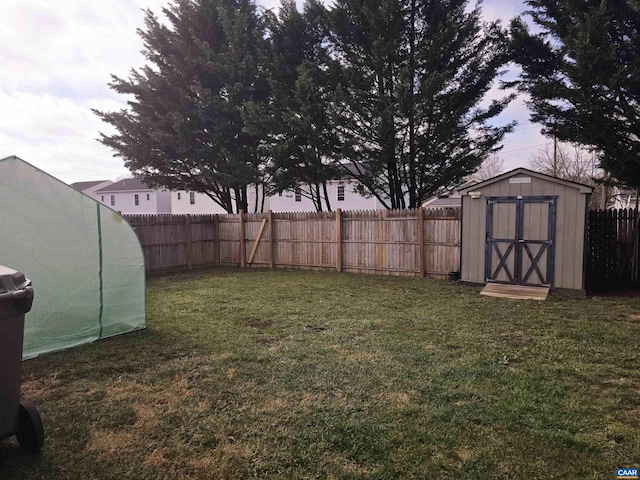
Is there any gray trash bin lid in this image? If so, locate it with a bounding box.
[0,266,34,314]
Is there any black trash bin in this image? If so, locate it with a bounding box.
[0,266,44,453]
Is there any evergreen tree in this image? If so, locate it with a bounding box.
[263,0,341,211]
[510,0,640,188]
[94,0,269,213]
[329,0,407,208]
[329,0,513,209]
[407,0,514,206]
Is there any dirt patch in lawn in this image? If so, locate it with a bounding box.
[242,317,274,329]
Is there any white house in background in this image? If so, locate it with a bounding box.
[169,190,229,214]
[70,180,113,201]
[422,179,480,209]
[270,179,388,212]
[93,178,227,215]
[96,178,171,214]
[269,163,394,212]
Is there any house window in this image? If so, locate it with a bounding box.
[337,185,345,202]
[110,195,115,206]
[190,192,195,204]
[134,194,139,206]
[295,187,301,202]
[177,192,181,200]
[146,194,150,201]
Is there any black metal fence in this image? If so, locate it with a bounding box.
[586,208,640,290]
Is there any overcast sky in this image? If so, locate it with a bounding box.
[0,0,546,184]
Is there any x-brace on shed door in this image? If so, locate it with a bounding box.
[485,197,557,287]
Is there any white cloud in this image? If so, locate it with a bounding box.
[0,0,166,183]
[0,90,128,180]
[0,0,541,184]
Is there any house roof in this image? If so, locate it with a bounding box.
[458,168,593,194]
[320,162,368,181]
[337,162,362,178]
[425,197,462,208]
[70,180,111,191]
[96,178,153,193]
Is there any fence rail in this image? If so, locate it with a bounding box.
[125,208,461,278]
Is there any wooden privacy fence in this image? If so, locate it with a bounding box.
[586,208,640,290]
[126,214,217,272]
[125,208,461,278]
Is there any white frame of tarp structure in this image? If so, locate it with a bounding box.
[0,156,146,358]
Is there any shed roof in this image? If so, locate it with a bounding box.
[458,168,593,195]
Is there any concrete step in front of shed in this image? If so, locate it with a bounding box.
[480,283,549,301]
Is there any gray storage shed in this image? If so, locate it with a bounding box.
[459,168,592,291]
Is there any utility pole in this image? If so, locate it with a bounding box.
[553,134,558,177]
[552,118,558,177]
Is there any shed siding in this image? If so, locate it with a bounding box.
[462,197,482,282]
[461,171,588,290]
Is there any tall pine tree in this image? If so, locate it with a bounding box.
[94,0,269,213]
[262,0,341,211]
[510,0,640,188]
[330,0,408,208]
[329,0,513,209]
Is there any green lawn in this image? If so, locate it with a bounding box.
[2,268,639,479]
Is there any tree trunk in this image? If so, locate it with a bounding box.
[322,181,332,212]
[253,184,259,213]
[408,0,417,208]
[234,186,248,214]
[600,172,611,210]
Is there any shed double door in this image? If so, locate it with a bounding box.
[485,197,556,287]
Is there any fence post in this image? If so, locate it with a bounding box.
[418,208,425,277]
[379,210,387,271]
[239,209,246,267]
[186,214,193,270]
[213,214,220,266]
[336,209,342,272]
[268,210,275,268]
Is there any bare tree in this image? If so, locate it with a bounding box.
[528,142,598,182]
[473,154,505,181]
[528,142,615,208]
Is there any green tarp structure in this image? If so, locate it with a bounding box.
[0,156,146,359]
